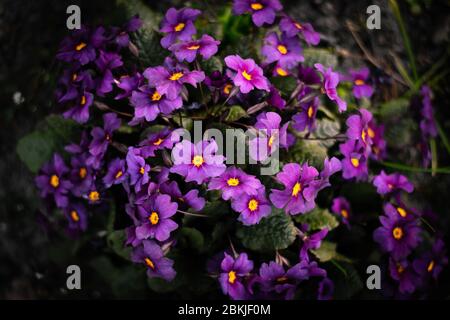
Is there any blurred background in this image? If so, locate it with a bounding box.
[0,0,449,299]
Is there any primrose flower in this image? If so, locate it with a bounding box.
[170,139,226,184]
[88,113,121,164]
[159,181,205,211]
[69,154,94,197]
[349,68,373,99]
[64,203,88,232]
[169,34,220,63]
[135,194,178,242]
[318,278,334,300]
[219,252,254,300]
[159,7,201,48]
[95,51,123,96]
[131,240,176,281]
[267,85,286,109]
[373,171,414,196]
[224,55,270,94]
[331,197,351,226]
[413,238,448,280]
[103,158,127,188]
[231,187,271,225]
[279,16,320,45]
[368,122,386,160]
[115,72,143,100]
[126,147,150,192]
[292,97,319,133]
[144,57,205,100]
[112,15,142,48]
[63,91,94,124]
[261,32,304,69]
[130,84,183,123]
[373,204,421,259]
[389,258,418,294]
[299,227,328,260]
[346,108,374,147]
[35,153,72,208]
[339,139,368,181]
[208,166,263,201]
[314,63,347,112]
[232,0,283,27]
[139,127,179,158]
[57,67,95,104]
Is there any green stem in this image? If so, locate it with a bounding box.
[430,138,438,176]
[379,161,450,174]
[436,121,450,155]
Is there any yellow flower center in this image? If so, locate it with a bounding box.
[351,157,360,167]
[223,84,233,95]
[397,264,405,274]
[251,3,263,10]
[307,105,314,118]
[50,175,59,188]
[70,210,80,222]
[242,70,252,81]
[427,260,435,273]
[72,73,78,81]
[397,207,407,218]
[151,91,162,101]
[295,22,303,30]
[139,167,145,175]
[367,127,375,138]
[115,170,123,179]
[149,211,159,225]
[89,191,100,202]
[144,257,155,269]
[354,79,365,86]
[248,199,259,212]
[277,45,288,55]
[153,138,164,146]
[169,72,184,81]
[341,209,349,219]
[268,134,276,147]
[292,182,302,197]
[361,130,367,143]
[227,178,240,187]
[80,95,87,106]
[79,167,87,179]
[392,227,403,240]
[187,44,200,50]
[228,270,237,284]
[192,155,204,167]
[276,67,288,76]
[174,22,185,32]
[276,276,288,283]
[75,42,87,51]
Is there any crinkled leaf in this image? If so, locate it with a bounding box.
[294,207,339,231]
[225,105,248,122]
[107,229,132,261]
[303,48,337,68]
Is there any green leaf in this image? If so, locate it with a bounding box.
[200,56,223,74]
[311,241,337,262]
[294,207,339,231]
[328,262,363,299]
[236,210,297,252]
[225,105,248,122]
[107,229,132,261]
[303,48,337,68]
[310,118,341,148]
[378,98,409,118]
[179,227,205,253]
[288,139,328,169]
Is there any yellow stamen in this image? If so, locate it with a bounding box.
[80,95,86,106]
[89,191,100,202]
[361,130,367,143]
[251,3,263,10]
[248,199,259,212]
[276,67,288,76]
[227,178,240,187]
[192,155,204,167]
[354,79,365,86]
[151,91,162,101]
[341,209,349,219]
[292,182,302,197]
[397,207,407,218]
[367,127,375,138]
[427,260,435,273]
[276,276,288,283]
[388,183,394,190]
[242,70,252,81]
[174,22,185,32]
[392,227,403,240]
[351,157,360,167]
[50,175,59,188]
[294,22,303,30]
[268,134,276,147]
[72,73,77,81]
[223,84,233,95]
[153,138,164,146]
[228,270,237,284]
[139,167,145,175]
[79,167,87,179]
[187,44,200,50]
[169,72,184,81]
[307,105,314,118]
[277,45,288,55]
[70,210,80,222]
[115,170,123,179]
[75,42,87,51]
[397,264,405,274]
[144,257,155,269]
[149,211,159,225]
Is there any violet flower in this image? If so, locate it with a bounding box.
[292,97,319,132]
[261,32,304,69]
[126,147,150,192]
[314,63,347,112]
[279,16,320,45]
[231,187,271,225]
[373,171,414,196]
[159,8,201,48]
[103,158,127,188]
[219,252,254,300]
[413,238,448,280]
[339,139,368,181]
[139,127,179,158]
[232,0,283,27]
[64,203,88,232]
[169,34,220,63]
[224,55,270,94]
[331,197,351,227]
[349,68,373,99]
[389,258,418,294]
[63,91,94,124]
[299,228,328,260]
[88,113,121,165]
[159,181,205,212]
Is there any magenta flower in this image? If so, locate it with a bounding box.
[159,7,201,48]
[346,108,374,148]
[232,0,283,27]
[299,228,328,261]
[169,34,220,63]
[292,97,319,133]
[143,57,205,100]
[279,16,320,45]
[373,171,414,196]
[261,32,304,69]
[231,187,271,225]
[331,197,351,226]
[131,240,176,281]
[349,68,373,99]
[267,85,286,109]
[339,140,368,181]
[208,166,263,200]
[135,194,178,242]
[314,63,347,112]
[170,139,226,184]
[219,252,254,300]
[224,55,270,94]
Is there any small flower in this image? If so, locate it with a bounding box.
[318,278,334,300]
[279,16,320,45]
[299,227,328,260]
[349,68,373,99]
[95,51,123,96]
[64,203,88,232]
[115,72,143,100]
[160,181,205,211]
[131,240,176,281]
[113,15,142,48]
[69,154,94,197]
[346,108,374,147]
[159,7,201,48]
[35,153,73,208]
[314,63,347,112]
[267,85,286,109]
[169,34,220,63]
[208,166,263,200]
[413,238,448,280]
[103,158,127,188]
[331,197,351,227]
[389,258,418,294]
[219,252,254,300]
[261,32,304,69]
[139,127,179,158]
[88,113,121,162]
[292,97,319,133]
[126,147,150,192]
[224,55,270,94]
[63,91,94,124]
[339,139,368,181]
[231,187,271,225]
[135,194,178,242]
[232,0,283,27]
[373,171,414,196]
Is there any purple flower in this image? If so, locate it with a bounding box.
[224,55,270,94]
[373,171,414,196]
[63,91,94,124]
[143,57,205,100]
[419,86,437,138]
[219,252,254,300]
[130,84,183,123]
[159,8,201,48]
[159,181,205,211]
[314,63,347,112]
[56,67,95,103]
[88,113,121,164]
[69,154,94,197]
[373,204,421,259]
[299,228,328,260]
[126,147,150,192]
[35,153,72,208]
[292,97,319,132]
[339,139,368,181]
[269,162,320,215]
[368,122,386,160]
[103,158,127,188]
[64,203,88,232]
[170,139,226,184]
[346,108,374,148]
[318,278,334,300]
[267,85,286,109]
[331,197,351,226]
[389,258,418,294]
[135,194,178,242]
[112,15,142,47]
[232,0,283,27]
[95,51,123,96]
[131,240,176,281]
[169,34,220,63]
[115,73,143,100]
[279,16,320,45]
[208,166,263,200]
[349,68,373,99]
[139,127,179,158]
[413,239,448,280]
[261,32,304,69]
[231,187,271,225]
